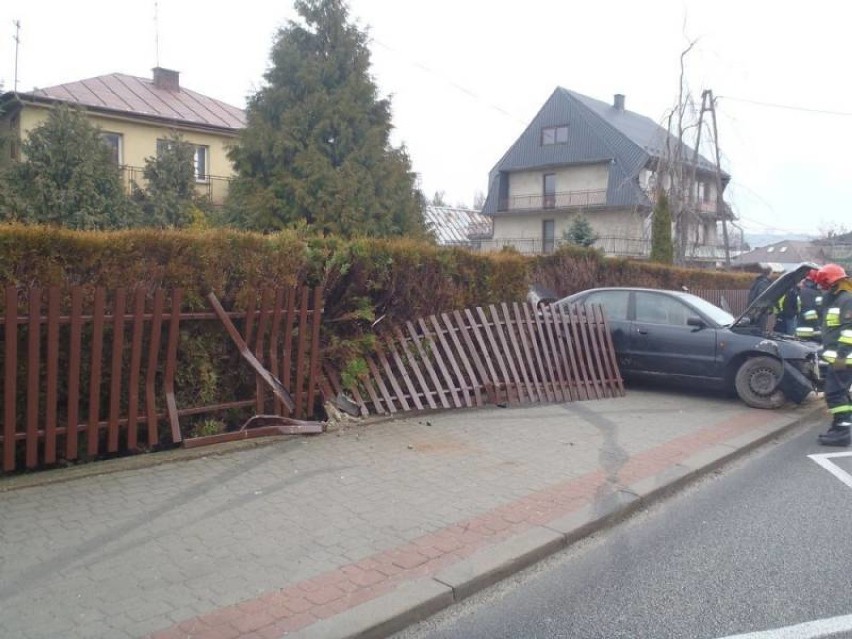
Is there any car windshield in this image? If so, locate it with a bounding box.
[680,293,735,326]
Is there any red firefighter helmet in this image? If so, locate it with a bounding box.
[806,269,818,281]
[815,263,848,288]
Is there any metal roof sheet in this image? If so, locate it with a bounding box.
[564,89,722,175]
[27,73,245,131]
[424,206,492,245]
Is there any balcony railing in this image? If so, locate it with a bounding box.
[498,189,607,212]
[119,165,233,206]
[468,235,747,262]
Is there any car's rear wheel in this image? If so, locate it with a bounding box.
[734,356,786,409]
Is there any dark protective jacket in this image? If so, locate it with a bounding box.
[798,279,822,327]
[774,285,799,319]
[747,274,771,304]
[820,279,852,367]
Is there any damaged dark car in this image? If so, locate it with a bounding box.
[555,263,823,409]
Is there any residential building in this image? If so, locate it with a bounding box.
[424,205,492,249]
[0,68,245,206]
[480,88,738,263]
[731,239,828,273]
[814,231,852,270]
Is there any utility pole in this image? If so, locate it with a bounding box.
[691,90,732,268]
[688,94,707,262]
[13,19,21,92]
[706,90,731,267]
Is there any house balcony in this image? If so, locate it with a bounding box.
[119,165,233,207]
[498,189,607,213]
[469,235,747,263]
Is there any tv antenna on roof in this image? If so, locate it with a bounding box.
[13,19,21,92]
[154,2,160,67]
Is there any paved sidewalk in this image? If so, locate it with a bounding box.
[0,389,826,639]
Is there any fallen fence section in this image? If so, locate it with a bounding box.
[182,415,323,449]
[326,302,624,416]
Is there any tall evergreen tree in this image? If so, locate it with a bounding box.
[650,191,674,264]
[227,0,426,237]
[0,104,135,229]
[132,133,207,228]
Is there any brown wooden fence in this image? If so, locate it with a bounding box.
[0,285,323,473]
[324,302,623,416]
[691,289,750,317]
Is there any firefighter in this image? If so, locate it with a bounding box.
[773,281,799,335]
[796,269,823,342]
[813,263,852,446]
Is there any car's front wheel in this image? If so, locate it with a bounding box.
[734,356,786,409]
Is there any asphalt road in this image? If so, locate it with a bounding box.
[395,415,852,639]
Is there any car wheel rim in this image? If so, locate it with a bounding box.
[750,367,779,396]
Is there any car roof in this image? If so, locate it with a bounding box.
[565,287,692,298]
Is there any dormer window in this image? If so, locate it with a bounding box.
[542,125,568,145]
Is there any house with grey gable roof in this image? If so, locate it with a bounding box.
[480,88,737,262]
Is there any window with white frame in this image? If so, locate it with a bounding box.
[156,139,209,182]
[192,145,209,182]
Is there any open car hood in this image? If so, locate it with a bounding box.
[733,262,818,328]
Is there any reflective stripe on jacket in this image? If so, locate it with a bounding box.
[820,279,852,365]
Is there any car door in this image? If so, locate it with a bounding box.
[568,290,634,373]
[630,291,719,379]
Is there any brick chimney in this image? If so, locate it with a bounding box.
[613,93,625,111]
[152,67,180,91]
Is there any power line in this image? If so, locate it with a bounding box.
[719,95,852,117]
[370,38,527,124]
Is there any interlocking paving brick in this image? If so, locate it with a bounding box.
[0,391,820,639]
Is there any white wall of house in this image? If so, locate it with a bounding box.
[491,208,645,243]
[508,163,609,198]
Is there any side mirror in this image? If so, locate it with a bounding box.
[687,316,707,329]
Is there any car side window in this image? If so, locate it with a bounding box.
[583,291,629,322]
[635,293,689,326]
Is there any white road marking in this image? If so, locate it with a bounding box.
[716,613,852,638]
[808,452,852,489]
[712,456,852,638]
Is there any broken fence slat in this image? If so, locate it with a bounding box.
[327,299,624,418]
[207,292,296,413]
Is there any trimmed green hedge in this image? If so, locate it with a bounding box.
[0,225,753,360]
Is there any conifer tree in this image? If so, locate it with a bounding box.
[0,105,134,229]
[132,133,207,228]
[564,214,598,247]
[228,0,426,237]
[650,191,674,264]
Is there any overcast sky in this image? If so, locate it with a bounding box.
[2,1,850,238]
